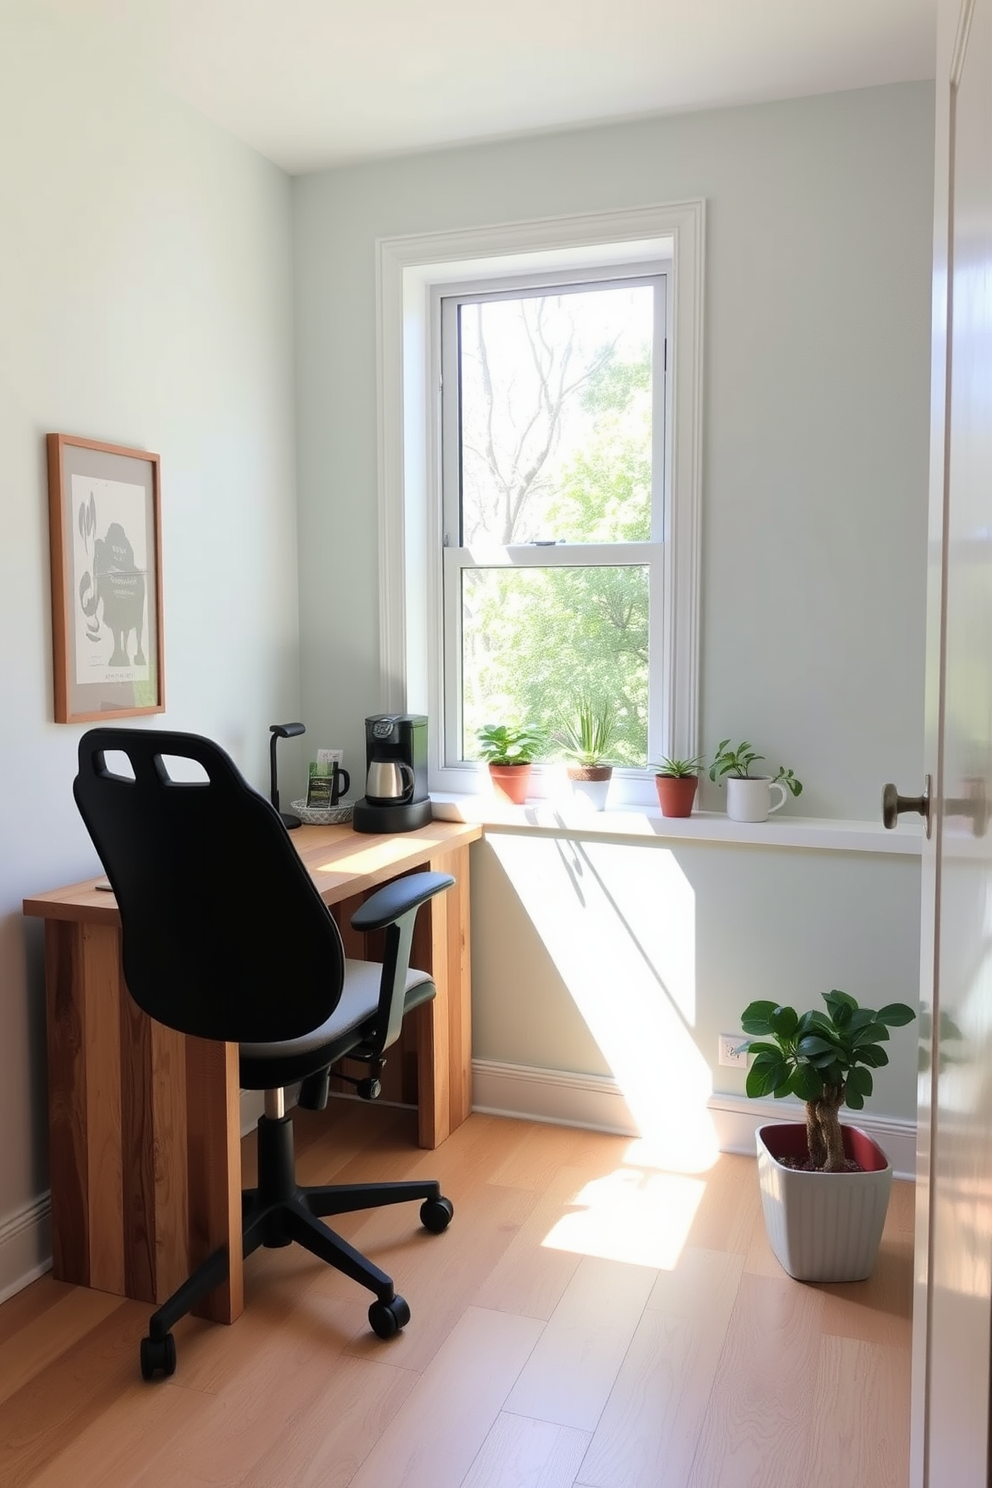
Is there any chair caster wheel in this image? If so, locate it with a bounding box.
[420,1195,454,1233]
[368,1294,411,1339]
[140,1331,177,1380]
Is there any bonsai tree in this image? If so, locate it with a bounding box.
[652,753,705,777]
[556,699,617,769]
[475,722,546,765]
[710,738,802,798]
[739,990,916,1171]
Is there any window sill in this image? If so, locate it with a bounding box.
[429,794,923,855]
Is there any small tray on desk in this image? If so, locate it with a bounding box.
[290,800,353,826]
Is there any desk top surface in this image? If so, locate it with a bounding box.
[23,818,482,924]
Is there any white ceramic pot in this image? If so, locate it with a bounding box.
[567,766,612,812]
[726,776,788,822]
[755,1122,893,1283]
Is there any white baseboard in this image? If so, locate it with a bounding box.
[0,1068,916,1305]
[471,1059,919,1181]
[0,1194,52,1306]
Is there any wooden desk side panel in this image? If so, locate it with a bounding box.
[119,991,190,1305]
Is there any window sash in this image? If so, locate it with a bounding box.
[439,268,668,775]
[442,543,665,771]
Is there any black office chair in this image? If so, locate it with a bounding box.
[73,727,455,1380]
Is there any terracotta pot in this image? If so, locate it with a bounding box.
[567,765,613,812]
[654,774,698,817]
[756,1122,893,1282]
[488,762,532,804]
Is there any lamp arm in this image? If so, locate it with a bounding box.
[269,732,280,811]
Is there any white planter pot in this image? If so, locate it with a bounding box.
[567,767,612,812]
[726,776,788,822]
[755,1123,893,1282]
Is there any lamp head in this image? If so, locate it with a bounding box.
[270,722,306,739]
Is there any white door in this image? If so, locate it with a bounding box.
[911,1,992,1482]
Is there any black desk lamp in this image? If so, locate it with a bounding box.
[269,722,306,829]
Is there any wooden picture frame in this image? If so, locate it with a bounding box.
[47,433,165,723]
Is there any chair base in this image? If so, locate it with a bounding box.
[139,1111,453,1379]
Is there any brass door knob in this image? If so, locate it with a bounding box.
[882,775,932,838]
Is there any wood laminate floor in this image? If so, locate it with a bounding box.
[0,1104,913,1487]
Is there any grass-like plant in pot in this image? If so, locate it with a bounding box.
[475,722,546,804]
[738,989,917,1281]
[651,754,705,817]
[556,699,616,810]
[557,699,616,769]
[709,738,802,822]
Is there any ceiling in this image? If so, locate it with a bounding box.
[46,0,936,175]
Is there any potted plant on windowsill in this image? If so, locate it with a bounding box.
[738,989,916,1282]
[651,755,705,818]
[709,738,803,822]
[475,722,546,805]
[556,699,617,812]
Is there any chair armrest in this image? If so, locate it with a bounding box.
[350,871,454,932]
[347,871,455,1060]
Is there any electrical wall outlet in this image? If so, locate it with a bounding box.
[718,1033,749,1069]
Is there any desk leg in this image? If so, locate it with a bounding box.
[185,1036,243,1324]
[415,845,473,1149]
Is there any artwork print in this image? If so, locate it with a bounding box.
[47,432,164,723]
[71,474,150,686]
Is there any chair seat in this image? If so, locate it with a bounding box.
[238,960,435,1089]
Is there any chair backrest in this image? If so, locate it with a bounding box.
[73,728,346,1043]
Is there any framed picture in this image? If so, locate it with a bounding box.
[46,433,165,723]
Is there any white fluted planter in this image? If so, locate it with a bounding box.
[756,1122,893,1283]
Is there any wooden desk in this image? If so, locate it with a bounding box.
[23,819,480,1323]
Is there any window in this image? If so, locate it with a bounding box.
[376,202,704,805]
[439,269,665,772]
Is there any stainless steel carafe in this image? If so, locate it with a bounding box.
[365,759,415,805]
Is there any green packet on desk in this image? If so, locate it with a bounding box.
[306,773,334,808]
[306,751,348,808]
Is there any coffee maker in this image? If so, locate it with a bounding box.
[352,713,433,833]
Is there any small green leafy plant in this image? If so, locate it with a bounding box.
[557,699,617,767]
[739,990,916,1171]
[709,739,803,798]
[475,722,546,766]
[652,754,706,778]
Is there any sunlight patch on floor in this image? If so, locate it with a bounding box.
[542,1164,706,1269]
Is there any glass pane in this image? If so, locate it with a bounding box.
[458,285,653,546]
[461,566,649,767]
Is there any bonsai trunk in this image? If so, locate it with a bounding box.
[804,1087,847,1172]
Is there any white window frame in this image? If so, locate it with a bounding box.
[375,201,704,805]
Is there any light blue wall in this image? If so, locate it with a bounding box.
[293,82,935,820]
[292,83,934,1116]
[471,832,922,1123]
[0,51,936,1292]
[0,5,299,1276]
